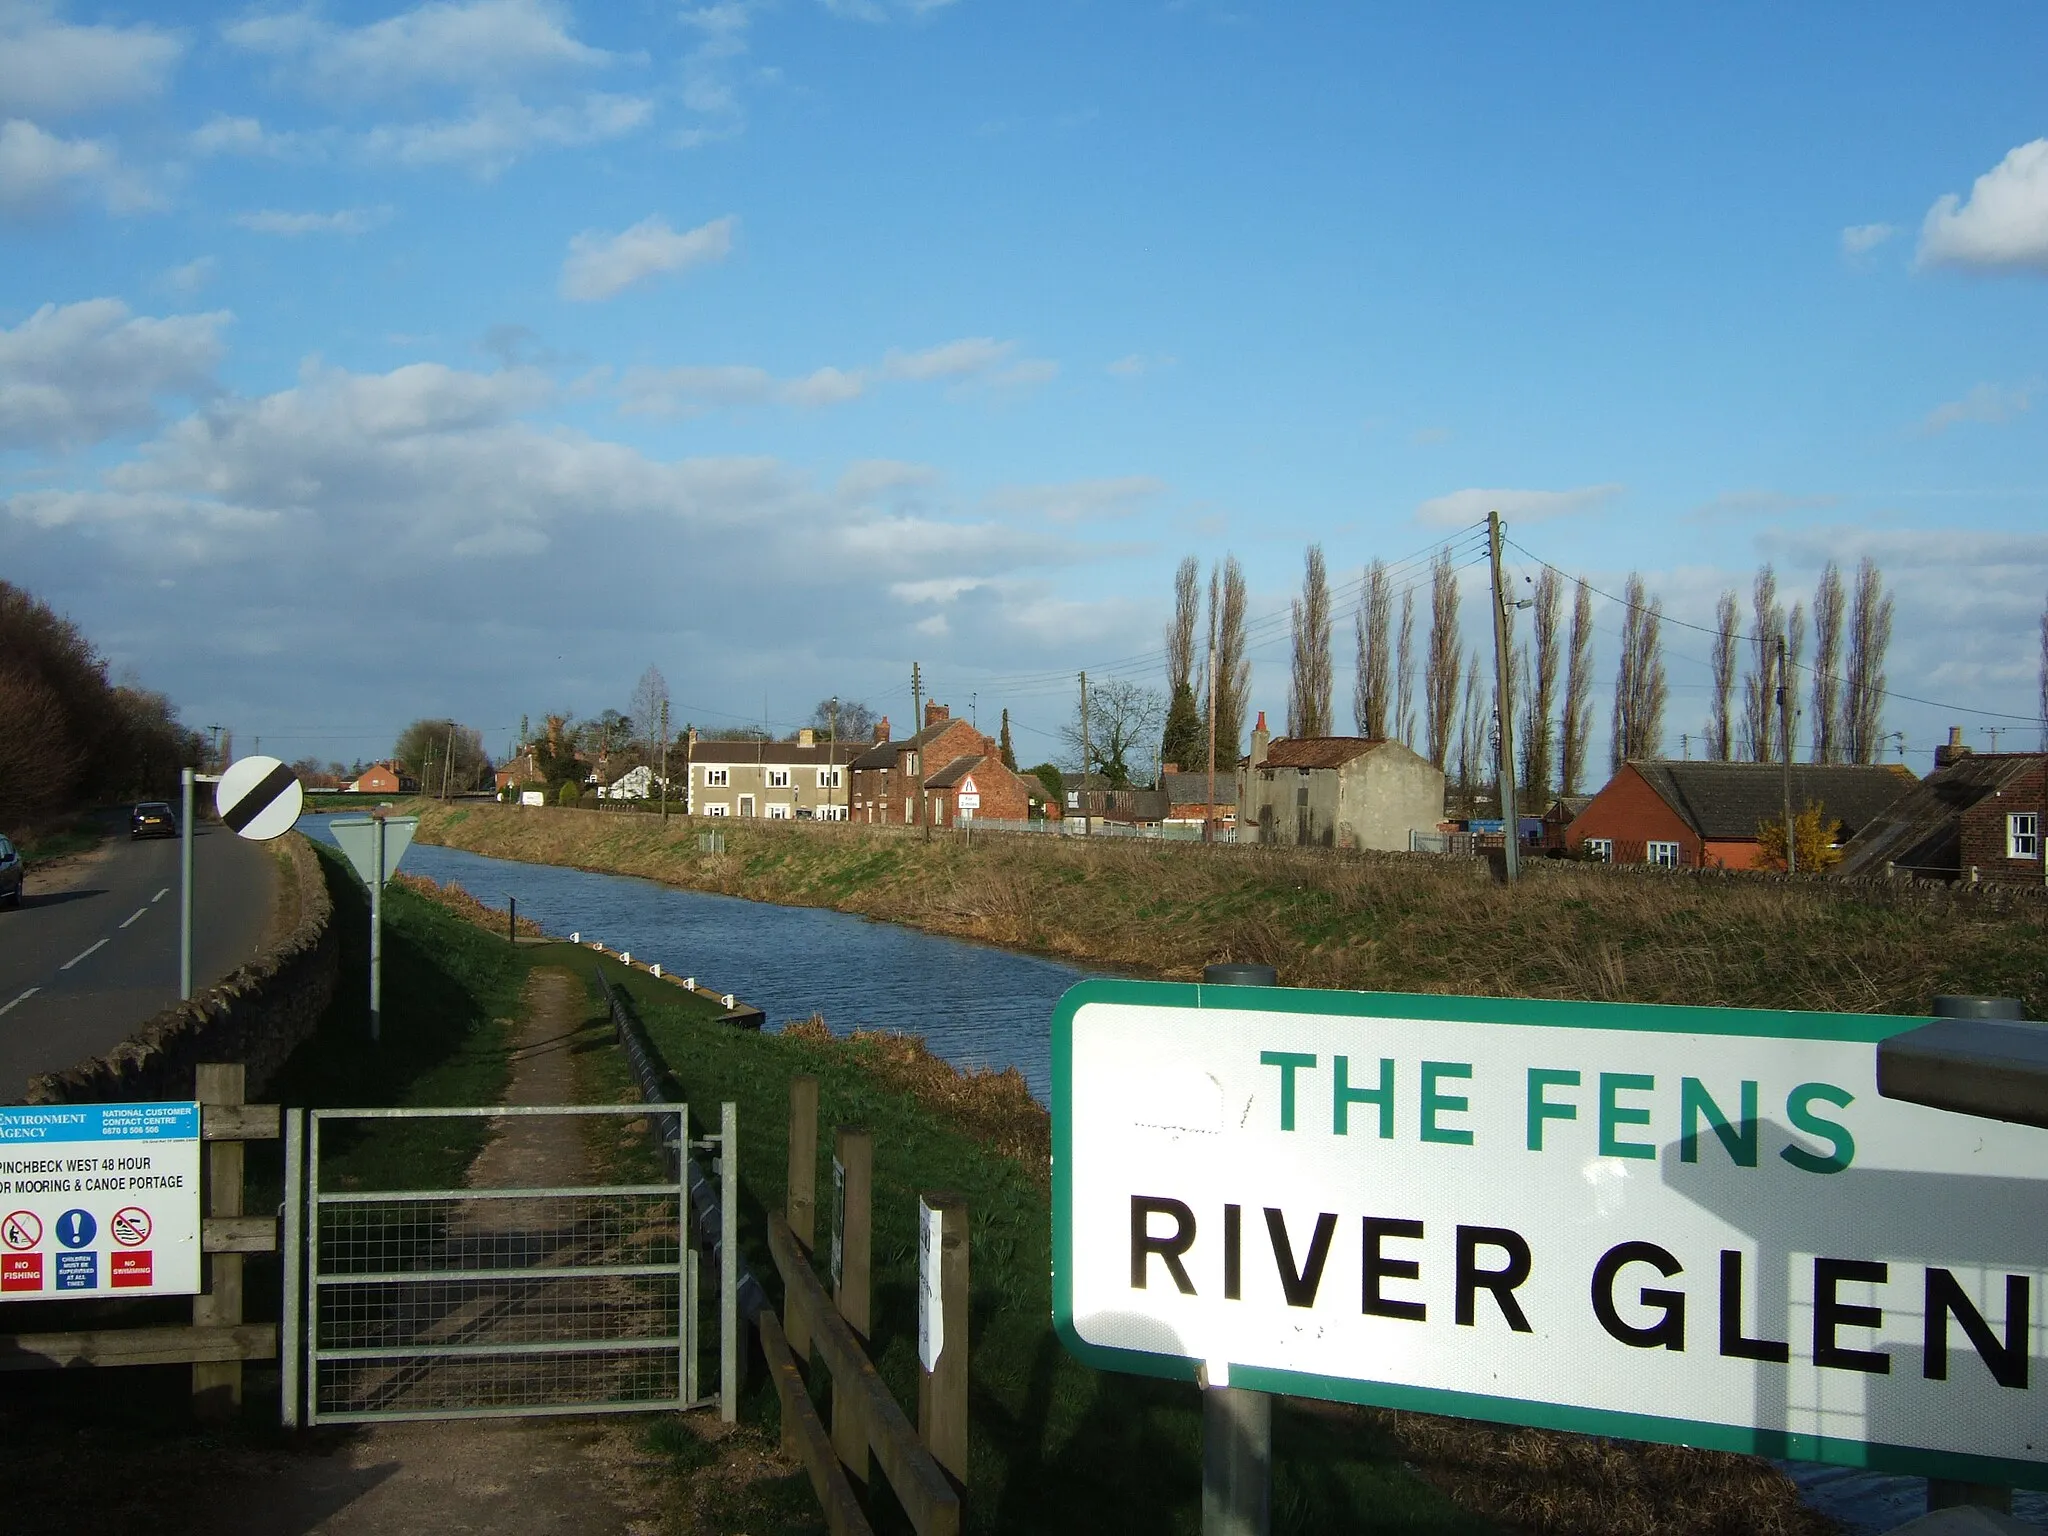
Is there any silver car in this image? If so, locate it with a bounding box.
[0,836,21,908]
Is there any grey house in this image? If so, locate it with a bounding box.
[1237,728,1445,851]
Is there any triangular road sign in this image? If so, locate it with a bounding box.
[329,817,417,887]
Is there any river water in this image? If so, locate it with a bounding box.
[292,815,2042,1533]
[295,814,1088,1103]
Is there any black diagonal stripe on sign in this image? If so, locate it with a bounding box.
[222,762,298,833]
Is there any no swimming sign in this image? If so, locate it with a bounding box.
[1051,980,2048,1489]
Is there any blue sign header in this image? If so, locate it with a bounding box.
[0,1102,200,1144]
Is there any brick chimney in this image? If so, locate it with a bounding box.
[1934,726,1969,769]
[875,715,890,742]
[798,727,815,748]
[1251,710,1270,768]
[925,700,949,729]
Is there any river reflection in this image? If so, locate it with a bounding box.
[296,813,1088,1102]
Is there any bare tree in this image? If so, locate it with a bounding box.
[1395,586,1417,747]
[1208,556,1252,767]
[1521,567,1561,799]
[1456,653,1484,813]
[1287,544,1334,736]
[1809,563,1845,763]
[1707,590,1739,760]
[1060,677,1165,788]
[1610,574,1667,768]
[1167,556,1199,696]
[630,666,670,753]
[1560,578,1595,794]
[1784,598,1807,758]
[1423,548,1461,769]
[1354,559,1393,737]
[1741,564,1784,762]
[811,697,877,741]
[1843,557,1894,763]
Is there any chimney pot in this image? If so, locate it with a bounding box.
[876,715,890,742]
[925,700,949,728]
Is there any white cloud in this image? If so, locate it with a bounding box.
[1414,483,1623,529]
[0,9,182,117]
[233,205,393,236]
[0,117,156,214]
[987,475,1166,524]
[1918,382,2032,435]
[1840,222,1896,257]
[158,256,218,295]
[1410,426,1452,446]
[364,92,650,175]
[881,336,1012,381]
[838,459,938,500]
[1917,139,2048,274]
[223,0,615,97]
[0,297,227,450]
[618,334,1054,414]
[190,114,307,158]
[1106,352,1174,378]
[559,213,736,301]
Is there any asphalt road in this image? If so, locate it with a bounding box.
[0,823,279,1099]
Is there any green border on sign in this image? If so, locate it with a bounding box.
[1049,978,2048,1490]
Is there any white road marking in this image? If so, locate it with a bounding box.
[120,907,149,928]
[153,887,171,902]
[0,987,40,1017]
[60,938,109,970]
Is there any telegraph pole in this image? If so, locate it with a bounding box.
[1487,512,1522,883]
[829,696,839,821]
[911,661,924,832]
[1079,671,1092,837]
[1778,634,1796,875]
[659,698,671,822]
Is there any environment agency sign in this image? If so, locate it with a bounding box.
[1052,980,2048,1487]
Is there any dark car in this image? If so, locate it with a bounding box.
[131,802,178,839]
[0,836,21,908]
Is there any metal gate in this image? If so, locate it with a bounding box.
[280,1102,736,1427]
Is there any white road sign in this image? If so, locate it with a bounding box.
[329,816,417,887]
[0,1102,202,1300]
[1053,980,2048,1490]
[214,754,304,841]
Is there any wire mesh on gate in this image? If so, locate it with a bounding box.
[305,1106,699,1424]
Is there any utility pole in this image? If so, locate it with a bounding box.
[829,696,839,822]
[911,661,924,832]
[1080,670,1092,837]
[1487,512,1521,883]
[659,698,671,822]
[1778,634,1796,876]
[443,723,456,799]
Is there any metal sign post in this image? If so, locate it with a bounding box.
[180,769,195,1001]
[1053,978,2048,1493]
[329,815,417,1044]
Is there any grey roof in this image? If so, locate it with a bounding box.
[1835,754,2041,878]
[1629,760,1917,842]
[848,719,962,771]
[925,754,984,789]
[1160,771,1239,808]
[689,739,865,765]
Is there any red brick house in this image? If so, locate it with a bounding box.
[847,702,1040,826]
[1566,760,1916,869]
[349,762,416,795]
[1837,736,2046,883]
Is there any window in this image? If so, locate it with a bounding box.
[904,751,920,778]
[767,768,790,788]
[703,803,729,817]
[1583,838,1613,861]
[767,802,791,820]
[1647,841,1681,868]
[703,767,729,787]
[817,768,841,789]
[2011,812,2041,860]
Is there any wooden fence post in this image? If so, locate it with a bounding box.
[917,1192,969,1491]
[787,1075,820,1358]
[193,1063,245,1419]
[831,1125,873,1484]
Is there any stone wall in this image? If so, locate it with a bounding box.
[22,832,339,1105]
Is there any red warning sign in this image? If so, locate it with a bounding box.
[110,1251,153,1288]
[110,1207,152,1247]
[2,1211,41,1251]
[2,1253,43,1292]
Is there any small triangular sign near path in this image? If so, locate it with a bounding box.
[329,817,417,887]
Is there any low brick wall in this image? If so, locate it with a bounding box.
[22,832,339,1105]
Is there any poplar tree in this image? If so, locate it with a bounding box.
[1287,543,1333,736]
[1610,573,1667,768]
[1741,564,1784,762]
[1161,556,1204,771]
[1707,590,1739,760]
[1560,578,1595,794]
[1423,548,1461,769]
[1522,567,1561,800]
[1395,587,1417,748]
[1810,562,1845,763]
[1000,708,1017,770]
[1207,557,1252,767]
[1354,559,1393,737]
[1843,557,1894,763]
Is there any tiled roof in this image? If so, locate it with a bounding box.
[1260,737,1388,770]
[689,739,866,765]
[1160,771,1239,807]
[925,754,984,789]
[1835,754,2042,878]
[1629,760,1916,842]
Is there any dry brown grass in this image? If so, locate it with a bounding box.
[392,870,546,938]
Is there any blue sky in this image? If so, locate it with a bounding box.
[3,0,2045,775]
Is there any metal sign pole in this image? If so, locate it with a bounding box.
[179,768,195,1000]
[369,815,385,1043]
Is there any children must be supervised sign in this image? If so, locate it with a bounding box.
[0,1102,202,1300]
[1051,980,2048,1489]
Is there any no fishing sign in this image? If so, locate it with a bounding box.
[1051,981,2048,1488]
[0,1102,201,1300]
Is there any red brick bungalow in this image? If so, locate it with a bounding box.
[1565,760,1916,869]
